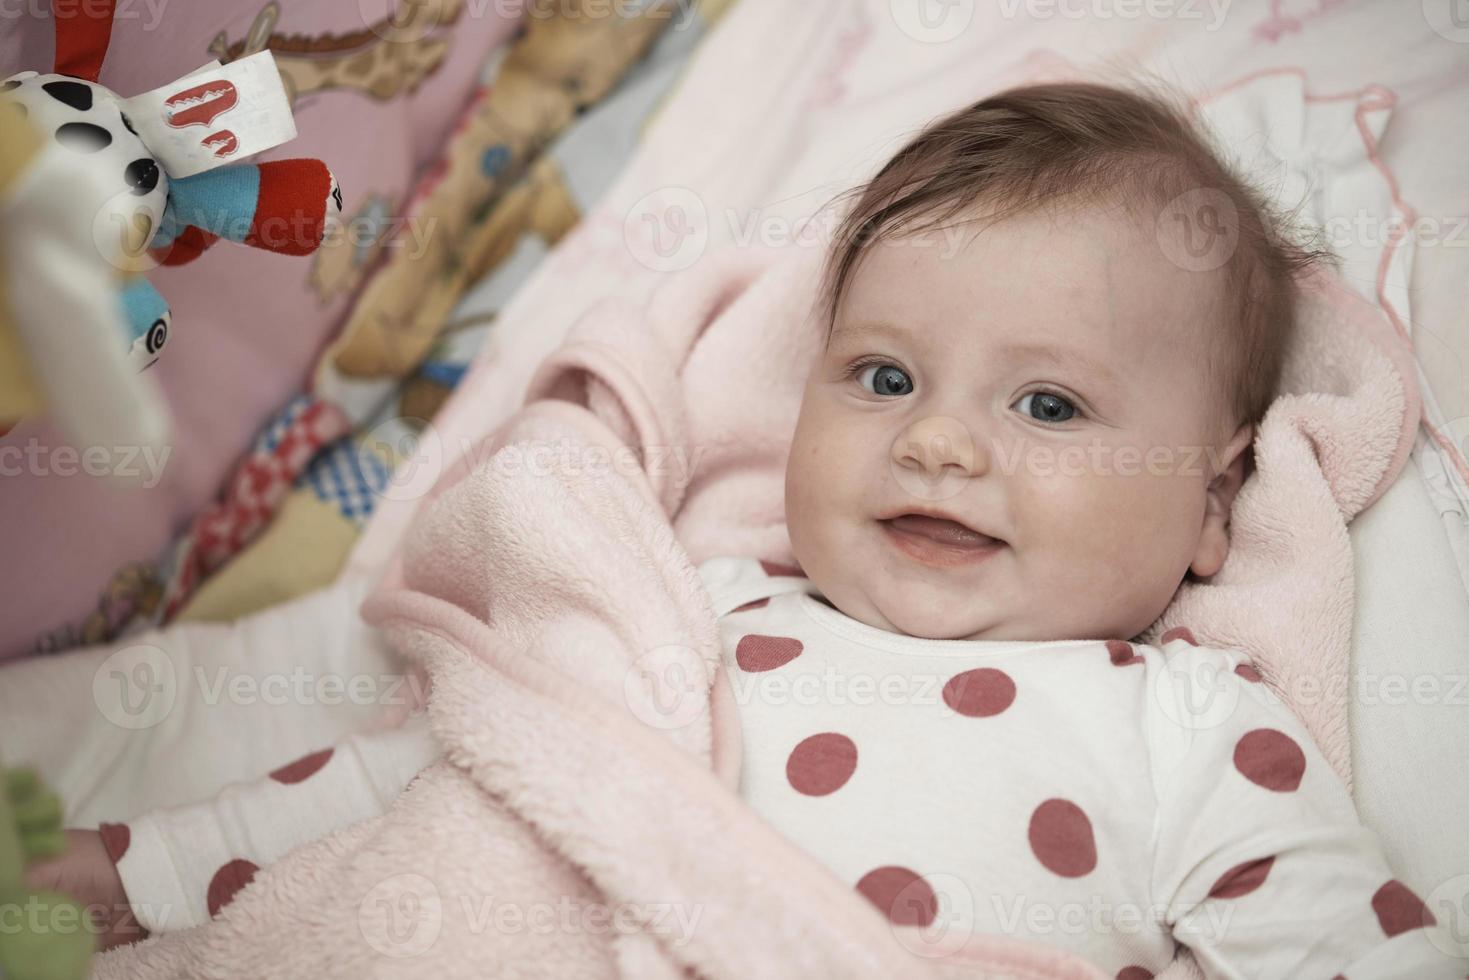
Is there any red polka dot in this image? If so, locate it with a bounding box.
[942,668,1017,717]
[1234,662,1263,683]
[855,866,936,927]
[1107,640,1144,667]
[759,560,804,578]
[786,733,858,796]
[1208,855,1275,899]
[1028,799,1097,877]
[269,747,334,785]
[1371,879,1435,937]
[1233,729,1306,792]
[1161,626,1197,645]
[732,597,769,613]
[98,822,130,863]
[735,634,803,672]
[207,859,260,917]
[1117,968,1155,980]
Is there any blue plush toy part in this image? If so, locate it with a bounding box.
[153,166,263,252]
[152,158,339,259]
[118,279,170,371]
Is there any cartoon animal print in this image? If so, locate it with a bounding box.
[33,563,164,654]
[207,0,466,107]
[311,191,397,303]
[325,5,670,382]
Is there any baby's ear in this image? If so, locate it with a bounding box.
[1189,423,1254,579]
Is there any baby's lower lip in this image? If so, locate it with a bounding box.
[879,518,1005,568]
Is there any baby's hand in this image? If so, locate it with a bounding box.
[23,829,147,950]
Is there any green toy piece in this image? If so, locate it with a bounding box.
[0,768,94,980]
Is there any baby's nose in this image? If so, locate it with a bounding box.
[890,415,985,491]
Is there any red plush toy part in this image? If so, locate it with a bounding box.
[51,0,116,82]
[154,227,221,268]
[247,159,337,256]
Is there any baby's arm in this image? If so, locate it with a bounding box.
[103,714,438,935]
[1149,646,1460,978]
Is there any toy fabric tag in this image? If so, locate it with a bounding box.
[123,51,296,178]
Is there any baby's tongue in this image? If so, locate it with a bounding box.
[888,514,992,545]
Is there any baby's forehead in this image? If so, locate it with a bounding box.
[840,206,1224,358]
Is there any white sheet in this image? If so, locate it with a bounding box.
[1350,457,1469,891]
[0,576,397,825]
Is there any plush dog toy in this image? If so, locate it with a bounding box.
[0,0,340,444]
[0,99,170,454]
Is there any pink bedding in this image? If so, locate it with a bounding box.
[91,224,1423,975]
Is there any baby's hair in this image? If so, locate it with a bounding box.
[820,81,1329,430]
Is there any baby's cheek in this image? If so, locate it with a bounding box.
[786,412,861,555]
[1020,464,1198,566]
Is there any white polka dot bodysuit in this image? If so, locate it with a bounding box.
[106,556,1458,977]
[699,556,1454,980]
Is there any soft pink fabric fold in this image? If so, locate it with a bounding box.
[91,245,1415,980]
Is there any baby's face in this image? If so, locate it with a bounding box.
[785,203,1248,642]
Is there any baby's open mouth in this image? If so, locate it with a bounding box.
[878,512,1005,567]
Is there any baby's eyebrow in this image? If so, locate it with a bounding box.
[830,320,908,345]
[996,341,1121,385]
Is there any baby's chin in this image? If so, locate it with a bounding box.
[836,582,1024,642]
[878,604,1092,643]
[830,579,1117,643]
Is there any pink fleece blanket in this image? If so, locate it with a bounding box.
[91,244,1416,979]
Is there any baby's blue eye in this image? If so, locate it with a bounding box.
[857,363,913,397]
[1015,391,1077,422]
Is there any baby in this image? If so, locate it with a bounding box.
[29,83,1451,977]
